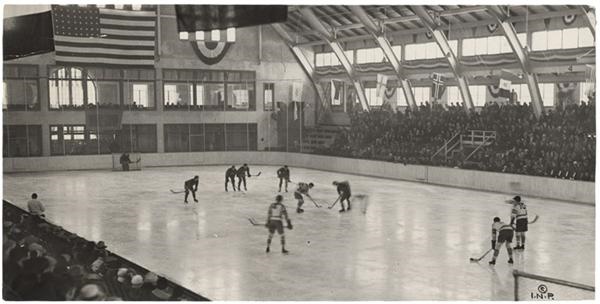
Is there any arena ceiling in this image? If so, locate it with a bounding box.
[282,5,593,47]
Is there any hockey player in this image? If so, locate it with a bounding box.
[184,176,199,204]
[294,182,314,213]
[333,181,352,212]
[120,153,132,171]
[225,165,237,192]
[277,165,290,192]
[265,195,292,254]
[510,196,528,250]
[489,217,514,265]
[236,163,252,191]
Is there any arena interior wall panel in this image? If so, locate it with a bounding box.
[3,152,594,205]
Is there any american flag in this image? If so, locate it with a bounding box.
[51,5,156,67]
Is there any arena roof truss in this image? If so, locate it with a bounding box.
[276,5,595,116]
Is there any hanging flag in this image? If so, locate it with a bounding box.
[376,74,388,97]
[499,71,512,98]
[292,82,303,102]
[293,102,298,120]
[331,80,342,105]
[51,5,156,67]
[381,86,397,113]
[430,73,445,100]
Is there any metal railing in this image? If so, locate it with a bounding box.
[460,130,496,145]
[430,132,461,161]
[513,270,594,301]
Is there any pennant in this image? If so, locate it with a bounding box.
[430,73,445,100]
[376,74,388,97]
[498,71,512,98]
[331,80,342,105]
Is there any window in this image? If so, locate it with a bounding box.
[396,87,407,107]
[49,67,86,109]
[447,86,463,104]
[164,124,257,152]
[511,84,531,104]
[116,124,157,153]
[562,28,579,49]
[448,40,458,56]
[226,82,255,110]
[500,36,512,53]
[580,82,595,101]
[356,47,385,64]
[124,82,155,109]
[345,50,354,64]
[163,83,193,109]
[3,125,42,157]
[578,27,594,47]
[391,45,402,61]
[50,125,106,155]
[3,66,39,111]
[405,44,417,60]
[163,69,254,111]
[487,36,501,54]
[538,83,555,107]
[531,28,593,51]
[264,83,274,111]
[475,37,488,55]
[315,52,339,67]
[88,81,120,107]
[462,38,475,56]
[412,87,431,104]
[365,88,382,106]
[517,33,527,48]
[468,85,487,106]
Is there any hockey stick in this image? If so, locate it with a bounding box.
[528,214,540,224]
[469,248,493,262]
[327,196,341,209]
[248,217,263,226]
[307,195,321,208]
[170,189,185,194]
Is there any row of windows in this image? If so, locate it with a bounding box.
[4,67,278,112]
[364,82,592,107]
[314,27,594,67]
[3,124,259,157]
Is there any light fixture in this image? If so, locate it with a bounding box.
[211,29,220,41]
[179,32,189,40]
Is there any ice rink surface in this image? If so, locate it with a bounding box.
[3,165,595,300]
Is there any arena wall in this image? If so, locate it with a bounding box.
[3,152,594,205]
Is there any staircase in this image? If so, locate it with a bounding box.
[431,130,496,165]
[302,125,347,153]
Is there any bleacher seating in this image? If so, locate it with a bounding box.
[3,200,209,301]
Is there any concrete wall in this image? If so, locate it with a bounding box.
[4,152,594,205]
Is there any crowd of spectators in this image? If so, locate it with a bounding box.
[321,96,595,181]
[3,201,206,301]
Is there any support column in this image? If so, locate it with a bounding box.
[487,5,544,118]
[349,6,417,110]
[271,24,327,109]
[410,6,474,110]
[581,6,596,39]
[299,8,370,112]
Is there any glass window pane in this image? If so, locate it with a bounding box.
[562,28,578,49]
[396,87,407,106]
[316,53,324,67]
[517,33,528,48]
[425,42,437,59]
[462,38,475,56]
[405,44,416,60]
[448,40,458,56]
[344,50,354,64]
[532,31,548,51]
[163,83,193,109]
[578,27,594,47]
[547,30,562,50]
[414,44,426,60]
[392,45,402,61]
[500,36,511,53]
[487,36,501,54]
[475,37,487,55]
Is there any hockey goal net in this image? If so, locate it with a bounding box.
[111,153,142,171]
[513,270,594,301]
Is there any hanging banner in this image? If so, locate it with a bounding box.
[292,82,303,102]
